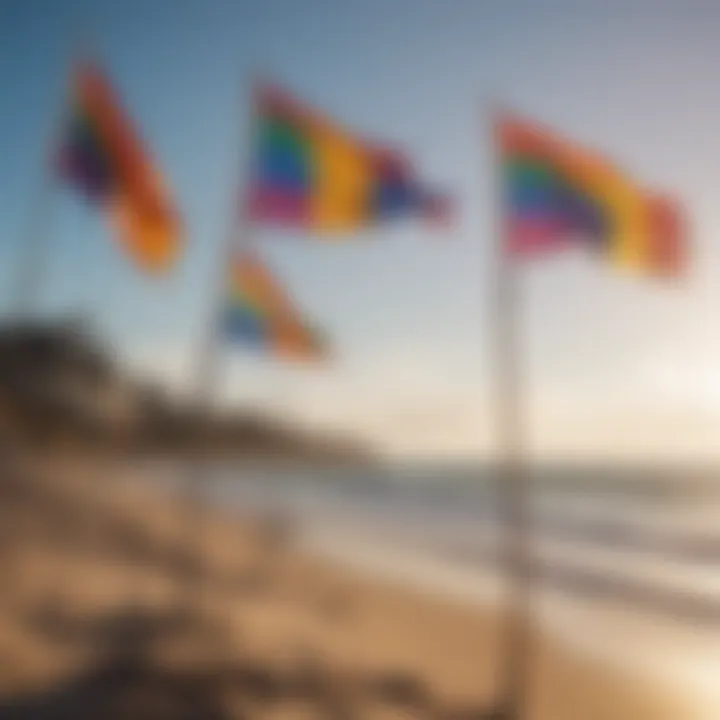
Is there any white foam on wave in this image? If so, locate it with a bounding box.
[304,531,720,720]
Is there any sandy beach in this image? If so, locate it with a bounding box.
[0,453,697,719]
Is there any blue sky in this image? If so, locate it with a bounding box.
[2,0,720,460]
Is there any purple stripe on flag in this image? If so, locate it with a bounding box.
[57,147,114,202]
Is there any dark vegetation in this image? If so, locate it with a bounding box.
[0,319,369,463]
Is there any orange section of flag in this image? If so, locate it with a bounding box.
[273,316,327,361]
[75,63,182,272]
[231,251,298,318]
[647,196,688,278]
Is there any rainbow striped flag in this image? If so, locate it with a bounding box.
[223,250,327,362]
[247,84,450,235]
[57,61,182,273]
[499,114,688,277]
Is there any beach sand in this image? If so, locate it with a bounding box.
[0,454,694,719]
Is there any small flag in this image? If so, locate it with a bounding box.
[223,250,327,362]
[247,84,450,235]
[498,113,688,277]
[57,61,182,273]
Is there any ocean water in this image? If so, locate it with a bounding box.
[142,461,720,715]
[209,463,720,714]
[165,463,720,621]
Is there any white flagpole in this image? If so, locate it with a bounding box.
[180,79,257,615]
[489,106,534,720]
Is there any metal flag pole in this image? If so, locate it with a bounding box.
[489,106,534,720]
[179,79,257,617]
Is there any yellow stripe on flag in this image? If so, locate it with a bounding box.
[310,120,373,233]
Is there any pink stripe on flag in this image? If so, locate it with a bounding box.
[506,216,571,256]
[246,185,311,227]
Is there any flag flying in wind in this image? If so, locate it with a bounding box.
[247,84,450,235]
[498,114,688,277]
[223,250,327,362]
[57,61,183,273]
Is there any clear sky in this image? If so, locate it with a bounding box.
[2,0,720,461]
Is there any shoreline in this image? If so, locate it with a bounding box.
[0,454,705,718]
[306,531,720,718]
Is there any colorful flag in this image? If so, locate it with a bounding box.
[247,84,450,235]
[57,61,182,273]
[223,250,327,362]
[498,113,688,276]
